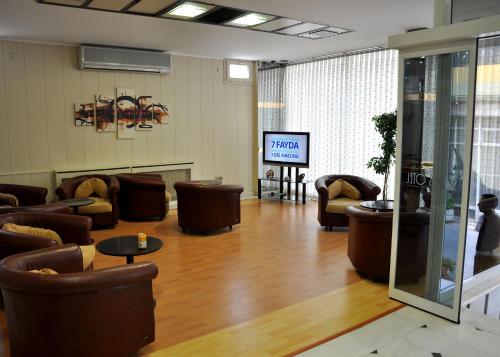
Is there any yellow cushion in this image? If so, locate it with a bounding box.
[327,179,343,200]
[0,193,19,207]
[78,197,112,214]
[165,191,172,203]
[325,197,361,214]
[74,179,94,199]
[89,178,109,199]
[2,223,63,246]
[29,268,58,275]
[342,181,361,200]
[79,244,95,270]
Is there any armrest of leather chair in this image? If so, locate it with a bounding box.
[108,175,120,195]
[355,177,381,200]
[0,184,47,206]
[55,179,77,200]
[315,176,330,209]
[0,230,57,252]
[0,202,71,215]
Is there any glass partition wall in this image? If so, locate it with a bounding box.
[389,41,477,322]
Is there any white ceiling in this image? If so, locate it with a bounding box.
[0,0,434,61]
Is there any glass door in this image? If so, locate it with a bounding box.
[389,41,477,322]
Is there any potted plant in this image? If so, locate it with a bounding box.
[441,257,456,279]
[367,111,397,201]
[446,196,454,222]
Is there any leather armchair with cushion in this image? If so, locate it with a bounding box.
[174,181,244,234]
[0,201,70,215]
[116,173,168,221]
[55,174,120,229]
[0,244,158,357]
[0,212,93,261]
[315,175,381,230]
[0,183,47,206]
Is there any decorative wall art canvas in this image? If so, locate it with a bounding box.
[74,103,95,126]
[135,95,154,131]
[152,102,170,124]
[95,94,116,132]
[116,88,136,139]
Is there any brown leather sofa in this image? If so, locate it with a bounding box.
[0,212,93,261]
[0,244,158,357]
[55,174,120,229]
[345,206,429,282]
[315,175,381,230]
[174,181,244,234]
[116,173,168,221]
[0,183,48,206]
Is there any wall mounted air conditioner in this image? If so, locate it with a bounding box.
[79,45,171,74]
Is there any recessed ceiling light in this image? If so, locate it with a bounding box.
[277,22,327,35]
[163,1,214,19]
[226,13,275,27]
[252,18,301,31]
[299,30,338,39]
[128,0,178,15]
[323,26,351,34]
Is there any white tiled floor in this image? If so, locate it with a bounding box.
[298,306,500,357]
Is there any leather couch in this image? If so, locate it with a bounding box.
[174,181,243,234]
[116,173,168,221]
[0,212,93,261]
[0,183,48,206]
[0,244,158,357]
[345,206,429,282]
[55,174,120,229]
[315,175,380,230]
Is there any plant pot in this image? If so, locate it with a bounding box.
[441,267,450,279]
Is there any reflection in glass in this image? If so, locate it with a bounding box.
[464,36,500,279]
[395,51,469,307]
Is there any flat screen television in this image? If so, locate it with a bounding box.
[263,131,310,168]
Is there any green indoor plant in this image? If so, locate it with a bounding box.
[367,111,397,201]
[441,257,456,279]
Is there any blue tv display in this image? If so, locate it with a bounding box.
[263,131,310,168]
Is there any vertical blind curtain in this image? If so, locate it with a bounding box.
[258,49,398,197]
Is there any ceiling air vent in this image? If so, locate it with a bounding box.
[79,45,171,74]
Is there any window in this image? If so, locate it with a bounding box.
[225,59,254,84]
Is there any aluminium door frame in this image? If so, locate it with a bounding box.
[388,39,477,322]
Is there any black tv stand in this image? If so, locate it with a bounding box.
[257,166,310,205]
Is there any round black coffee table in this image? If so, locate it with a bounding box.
[96,236,163,264]
[63,198,95,214]
[360,200,394,212]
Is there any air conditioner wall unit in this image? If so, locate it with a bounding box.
[79,45,171,74]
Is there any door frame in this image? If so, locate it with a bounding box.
[388,39,478,322]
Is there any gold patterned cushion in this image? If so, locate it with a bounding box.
[0,193,19,207]
[342,181,361,200]
[78,197,112,214]
[89,178,109,199]
[326,198,361,214]
[79,244,95,270]
[2,223,63,246]
[74,179,94,199]
[29,268,58,275]
[327,179,343,200]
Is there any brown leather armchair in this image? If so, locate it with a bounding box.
[0,212,93,261]
[116,173,168,221]
[55,174,120,229]
[174,181,243,234]
[0,201,70,215]
[315,175,381,229]
[0,244,158,357]
[0,183,48,206]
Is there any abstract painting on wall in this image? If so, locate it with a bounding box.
[152,102,170,124]
[74,103,95,126]
[116,88,136,139]
[95,94,116,132]
[136,95,154,131]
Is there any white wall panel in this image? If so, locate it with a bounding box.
[0,41,255,199]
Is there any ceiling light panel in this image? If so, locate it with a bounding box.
[45,0,86,5]
[163,1,214,19]
[88,0,132,11]
[323,26,351,34]
[196,8,246,24]
[277,22,327,35]
[128,0,177,14]
[298,30,338,39]
[226,13,275,27]
[252,18,301,31]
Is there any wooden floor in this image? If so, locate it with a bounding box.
[0,199,399,356]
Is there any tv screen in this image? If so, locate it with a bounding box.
[263,131,310,168]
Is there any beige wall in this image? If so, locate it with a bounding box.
[0,40,256,200]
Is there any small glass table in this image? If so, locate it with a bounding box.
[96,236,163,264]
[63,198,95,214]
[360,200,394,212]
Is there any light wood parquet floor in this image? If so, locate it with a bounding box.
[0,199,400,356]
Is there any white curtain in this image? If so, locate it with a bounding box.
[258,49,398,197]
